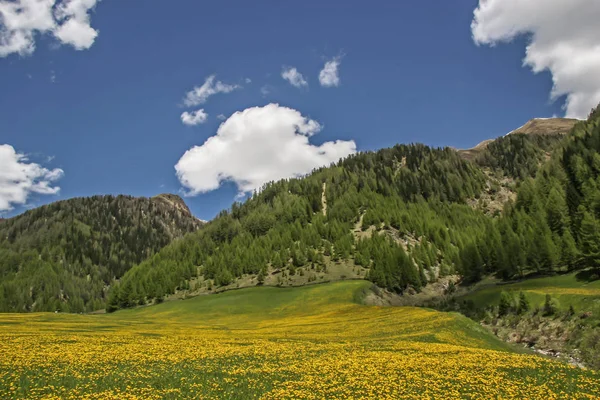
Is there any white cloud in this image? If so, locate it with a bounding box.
[0,0,100,57]
[471,0,600,119]
[0,144,63,211]
[282,66,308,88]
[260,85,271,97]
[53,0,99,50]
[216,114,226,120]
[181,108,208,126]
[319,56,341,87]
[175,104,356,195]
[245,78,252,84]
[183,75,241,107]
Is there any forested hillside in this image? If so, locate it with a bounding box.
[475,133,565,179]
[460,108,600,283]
[4,109,597,314]
[108,143,494,310]
[109,106,600,312]
[0,194,201,312]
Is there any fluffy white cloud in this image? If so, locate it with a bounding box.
[216,114,226,120]
[471,0,600,119]
[0,0,100,57]
[319,57,341,87]
[0,144,64,211]
[181,108,208,126]
[175,104,356,195]
[53,0,99,50]
[183,75,241,107]
[282,66,308,88]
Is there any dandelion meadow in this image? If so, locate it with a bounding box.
[1,281,598,399]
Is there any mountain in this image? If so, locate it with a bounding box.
[3,109,597,314]
[507,117,580,136]
[108,106,600,312]
[107,143,494,310]
[0,194,201,312]
[458,117,579,161]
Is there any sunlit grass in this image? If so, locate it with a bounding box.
[1,281,598,399]
[462,271,600,312]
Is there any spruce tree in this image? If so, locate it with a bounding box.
[518,292,530,314]
[579,211,600,269]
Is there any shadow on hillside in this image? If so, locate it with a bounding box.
[575,268,600,283]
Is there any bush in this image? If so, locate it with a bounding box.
[498,291,515,317]
[518,292,530,314]
[542,294,559,316]
[580,329,600,369]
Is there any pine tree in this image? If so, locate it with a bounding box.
[560,229,579,271]
[518,292,530,314]
[257,267,266,285]
[498,291,513,317]
[546,187,569,234]
[542,294,557,316]
[579,211,600,270]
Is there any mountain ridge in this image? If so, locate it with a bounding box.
[108,106,600,313]
[458,117,579,161]
[0,193,201,312]
[459,117,579,161]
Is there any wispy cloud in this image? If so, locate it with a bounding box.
[319,56,342,87]
[183,75,241,107]
[282,66,308,88]
[181,109,208,126]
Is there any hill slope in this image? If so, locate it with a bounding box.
[0,194,201,312]
[108,144,493,310]
[458,117,578,162]
[1,281,598,398]
[508,118,580,136]
[109,107,600,312]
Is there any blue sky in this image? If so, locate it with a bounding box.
[1,0,598,220]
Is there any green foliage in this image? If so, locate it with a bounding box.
[542,294,558,316]
[110,108,600,310]
[518,292,530,314]
[0,195,200,312]
[257,268,266,285]
[498,291,514,317]
[109,144,490,310]
[580,329,600,369]
[15,104,600,314]
[578,211,600,269]
[478,106,600,281]
[476,133,565,179]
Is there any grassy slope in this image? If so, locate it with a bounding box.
[14,281,505,350]
[1,281,598,399]
[460,271,600,312]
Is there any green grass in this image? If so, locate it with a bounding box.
[460,270,600,312]
[132,280,367,321]
[1,281,599,399]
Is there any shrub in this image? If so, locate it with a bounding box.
[498,291,515,317]
[518,292,530,314]
[580,329,600,369]
[542,294,558,316]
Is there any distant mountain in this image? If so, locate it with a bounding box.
[459,118,580,161]
[0,194,201,312]
[506,117,580,136]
